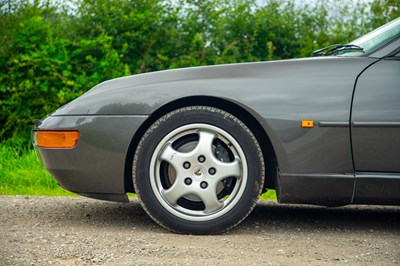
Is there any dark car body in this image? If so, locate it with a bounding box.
[33,18,400,234]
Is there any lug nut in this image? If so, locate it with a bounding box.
[183,162,191,169]
[198,155,206,163]
[200,181,208,189]
[208,167,216,175]
[184,178,192,185]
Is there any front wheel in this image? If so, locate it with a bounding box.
[133,106,264,234]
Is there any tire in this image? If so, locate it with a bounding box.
[133,106,264,234]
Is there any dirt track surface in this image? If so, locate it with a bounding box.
[0,196,399,265]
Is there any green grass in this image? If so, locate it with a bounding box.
[0,145,75,196]
[0,145,276,200]
[260,189,276,200]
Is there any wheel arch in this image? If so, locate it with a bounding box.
[124,96,278,193]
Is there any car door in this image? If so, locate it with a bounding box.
[350,53,400,204]
[351,55,400,173]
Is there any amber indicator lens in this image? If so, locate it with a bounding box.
[301,120,314,128]
[37,131,80,148]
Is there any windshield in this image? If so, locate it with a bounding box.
[343,17,400,56]
[313,17,400,57]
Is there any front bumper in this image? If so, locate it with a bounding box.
[33,115,148,200]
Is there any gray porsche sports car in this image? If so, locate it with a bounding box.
[33,18,400,234]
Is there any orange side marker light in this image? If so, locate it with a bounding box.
[301,120,314,128]
[37,131,80,148]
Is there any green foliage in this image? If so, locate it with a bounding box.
[0,0,126,146]
[368,0,400,28]
[0,0,399,147]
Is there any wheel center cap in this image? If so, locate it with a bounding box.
[191,165,206,180]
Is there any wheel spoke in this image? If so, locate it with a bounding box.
[197,186,223,213]
[161,181,188,206]
[214,157,242,182]
[193,131,216,158]
[159,142,189,171]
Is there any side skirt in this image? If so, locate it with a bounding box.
[277,173,355,207]
[353,173,400,205]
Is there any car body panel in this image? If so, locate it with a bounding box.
[52,57,378,178]
[351,58,400,172]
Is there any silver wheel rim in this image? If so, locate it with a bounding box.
[149,123,248,222]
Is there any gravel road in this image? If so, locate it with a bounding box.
[0,196,399,265]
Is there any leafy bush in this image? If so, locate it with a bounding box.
[0,0,399,147]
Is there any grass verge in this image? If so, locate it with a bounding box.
[0,145,74,196]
